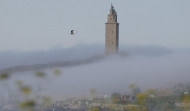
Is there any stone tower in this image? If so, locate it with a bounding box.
[105,4,119,54]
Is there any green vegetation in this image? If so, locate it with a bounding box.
[0,72,9,80]
[1,69,190,111]
[0,68,61,111]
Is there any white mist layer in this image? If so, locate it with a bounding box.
[44,50,190,99]
[0,46,190,101]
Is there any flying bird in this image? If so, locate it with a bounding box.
[70,30,74,35]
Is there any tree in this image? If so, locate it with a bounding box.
[89,88,97,99]
[128,83,141,96]
[110,92,121,104]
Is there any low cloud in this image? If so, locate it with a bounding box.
[0,44,190,100]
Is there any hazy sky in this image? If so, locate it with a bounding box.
[0,0,190,51]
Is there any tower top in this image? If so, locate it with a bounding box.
[107,4,118,23]
[111,3,114,10]
[110,4,117,15]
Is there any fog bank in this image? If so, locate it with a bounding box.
[0,44,190,100]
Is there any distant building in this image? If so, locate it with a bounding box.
[121,94,136,102]
[105,4,119,54]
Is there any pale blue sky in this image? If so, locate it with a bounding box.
[0,0,190,51]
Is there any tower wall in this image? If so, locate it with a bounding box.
[105,4,119,54]
[105,23,119,53]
